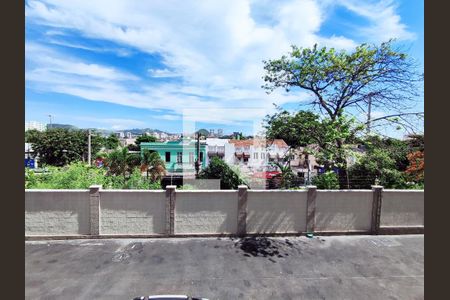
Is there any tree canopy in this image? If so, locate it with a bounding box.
[28,128,103,166]
[264,107,363,170]
[104,133,120,150]
[134,135,157,150]
[262,40,423,134]
[135,135,157,145]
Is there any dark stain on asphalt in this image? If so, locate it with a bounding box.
[234,237,294,261]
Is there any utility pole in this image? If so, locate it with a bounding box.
[48,114,52,129]
[88,129,92,166]
[195,132,200,178]
[366,95,372,135]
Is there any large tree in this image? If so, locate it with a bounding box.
[134,135,157,151]
[264,107,362,173]
[262,40,423,134]
[104,133,120,150]
[29,128,103,166]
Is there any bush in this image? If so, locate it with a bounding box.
[25,162,106,189]
[312,171,340,189]
[199,157,246,189]
[348,149,410,189]
[25,162,162,190]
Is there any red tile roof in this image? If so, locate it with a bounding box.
[229,138,288,148]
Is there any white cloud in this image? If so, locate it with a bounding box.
[73,116,145,130]
[148,68,180,78]
[25,0,416,126]
[26,43,139,82]
[336,0,416,42]
[47,39,133,57]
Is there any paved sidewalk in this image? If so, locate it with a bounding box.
[25,235,423,299]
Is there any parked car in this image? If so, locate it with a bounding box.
[252,164,281,179]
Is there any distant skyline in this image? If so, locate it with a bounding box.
[25,0,424,136]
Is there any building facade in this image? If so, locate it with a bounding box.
[228,139,289,170]
[140,139,207,176]
[25,121,47,132]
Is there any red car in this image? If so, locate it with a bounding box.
[252,170,281,179]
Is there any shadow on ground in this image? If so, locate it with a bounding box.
[231,237,297,262]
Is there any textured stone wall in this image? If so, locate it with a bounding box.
[380,190,424,227]
[25,188,424,237]
[100,190,166,235]
[25,190,90,235]
[315,190,373,231]
[247,190,307,233]
[175,190,238,234]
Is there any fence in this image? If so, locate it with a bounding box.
[25,185,424,238]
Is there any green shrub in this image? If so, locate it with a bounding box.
[199,157,246,189]
[348,149,410,189]
[25,163,162,190]
[312,171,340,189]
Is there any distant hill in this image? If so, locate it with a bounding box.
[122,128,174,135]
[47,123,77,130]
[45,124,178,136]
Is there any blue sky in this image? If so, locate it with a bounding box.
[25,0,423,136]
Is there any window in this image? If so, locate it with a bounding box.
[177,152,183,163]
[253,152,258,159]
[261,153,265,159]
[189,152,194,164]
[165,152,170,162]
[199,151,204,162]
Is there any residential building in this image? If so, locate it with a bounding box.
[229,138,288,169]
[25,121,46,132]
[140,139,207,176]
[205,138,235,165]
[159,132,168,140]
[115,131,125,138]
[289,146,320,183]
[120,137,136,147]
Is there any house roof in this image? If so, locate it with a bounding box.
[229,138,288,148]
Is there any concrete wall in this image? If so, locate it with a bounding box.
[100,190,166,235]
[315,190,373,232]
[175,190,238,234]
[247,190,307,233]
[25,187,424,237]
[25,190,90,236]
[380,190,424,227]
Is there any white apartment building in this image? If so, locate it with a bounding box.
[205,138,235,165]
[204,138,289,173]
[229,139,289,171]
[25,121,47,132]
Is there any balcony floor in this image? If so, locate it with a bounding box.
[26,235,423,299]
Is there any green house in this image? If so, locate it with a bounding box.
[140,140,207,175]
